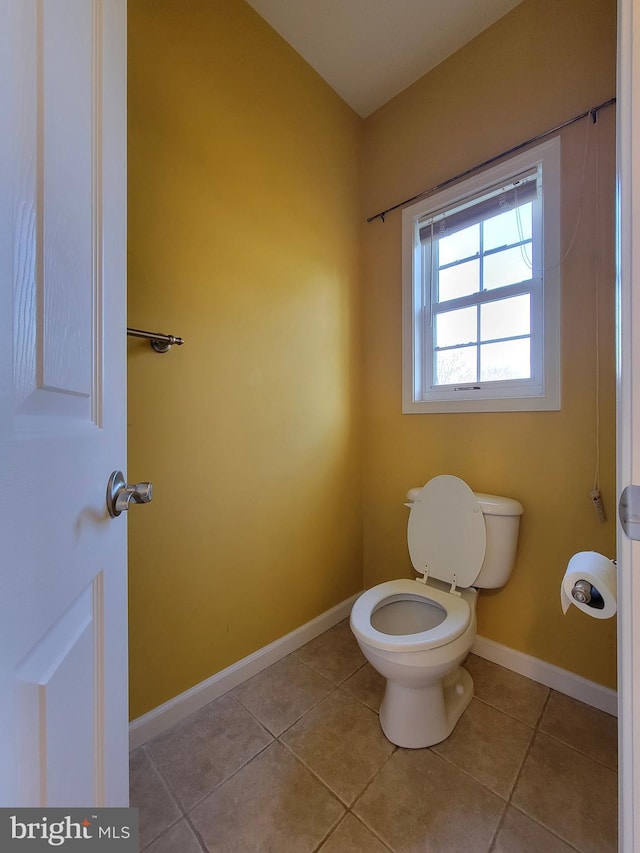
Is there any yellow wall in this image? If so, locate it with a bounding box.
[361,0,618,688]
[127,0,363,718]
[128,0,618,720]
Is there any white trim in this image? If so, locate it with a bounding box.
[472,634,617,717]
[402,137,561,414]
[617,0,640,848]
[128,593,362,750]
[130,591,618,751]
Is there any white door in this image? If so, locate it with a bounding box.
[617,0,640,850]
[0,0,128,806]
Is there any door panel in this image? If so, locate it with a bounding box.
[0,0,127,807]
[41,0,94,398]
[16,580,102,807]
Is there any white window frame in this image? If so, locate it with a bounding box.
[402,137,561,414]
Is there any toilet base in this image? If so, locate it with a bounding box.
[378,665,473,748]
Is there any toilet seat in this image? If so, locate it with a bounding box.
[350,579,471,653]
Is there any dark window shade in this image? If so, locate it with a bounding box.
[419,172,539,244]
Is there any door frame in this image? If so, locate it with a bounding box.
[616,0,640,849]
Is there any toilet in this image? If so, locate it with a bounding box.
[350,474,523,749]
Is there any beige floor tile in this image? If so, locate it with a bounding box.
[318,814,391,852]
[129,747,182,850]
[189,742,344,853]
[464,654,549,726]
[294,623,366,684]
[512,732,617,852]
[354,747,505,853]
[492,807,577,853]
[432,697,533,798]
[539,690,618,769]
[144,819,204,853]
[233,655,334,736]
[281,690,395,806]
[146,693,272,810]
[341,662,386,712]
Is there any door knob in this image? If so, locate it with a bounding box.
[107,470,153,518]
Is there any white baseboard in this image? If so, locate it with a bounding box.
[129,592,362,750]
[130,597,617,750]
[472,635,618,717]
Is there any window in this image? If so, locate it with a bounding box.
[402,138,561,413]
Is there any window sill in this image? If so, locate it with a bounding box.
[402,392,561,414]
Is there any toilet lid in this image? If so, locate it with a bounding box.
[408,475,486,588]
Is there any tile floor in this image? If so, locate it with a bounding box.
[130,620,618,852]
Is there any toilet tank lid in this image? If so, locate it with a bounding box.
[406,487,523,517]
[475,493,524,517]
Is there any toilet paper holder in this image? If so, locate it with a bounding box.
[571,579,605,609]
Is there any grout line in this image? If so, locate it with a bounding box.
[536,692,618,771]
[533,685,552,728]
[347,812,396,852]
[273,690,337,740]
[485,714,539,852]
[309,812,349,853]
[143,718,276,824]
[142,744,188,817]
[142,691,277,818]
[486,689,582,853]
[278,737,355,809]
[534,688,618,770]
[425,743,510,807]
[470,693,540,730]
[335,661,369,687]
[183,738,275,816]
[135,746,189,851]
[505,805,583,853]
[349,746,398,814]
[182,814,209,853]
[534,727,619,772]
[140,749,186,822]
[133,623,616,853]
[337,681,382,715]
[227,690,281,740]
[292,652,367,687]
[293,651,346,686]
[137,818,183,853]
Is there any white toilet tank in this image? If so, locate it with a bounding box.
[473,492,524,589]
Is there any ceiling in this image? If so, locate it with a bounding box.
[244,0,524,117]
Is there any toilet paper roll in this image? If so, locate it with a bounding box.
[560,551,617,619]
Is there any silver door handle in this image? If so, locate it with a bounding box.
[107,470,153,517]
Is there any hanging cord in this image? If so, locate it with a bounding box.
[515,114,592,273]
[593,117,602,493]
[590,118,607,522]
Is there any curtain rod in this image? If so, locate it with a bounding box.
[367,97,616,224]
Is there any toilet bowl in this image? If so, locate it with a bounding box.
[350,475,523,749]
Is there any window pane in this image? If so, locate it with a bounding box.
[438,223,479,266]
[438,258,479,301]
[435,346,477,386]
[480,339,531,381]
[483,202,532,251]
[436,306,477,349]
[483,245,532,290]
[480,295,530,342]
